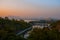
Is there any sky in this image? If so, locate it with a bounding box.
[0,0,60,19]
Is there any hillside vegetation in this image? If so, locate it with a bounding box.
[0,17,30,40]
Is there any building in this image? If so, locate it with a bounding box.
[32,23,50,29]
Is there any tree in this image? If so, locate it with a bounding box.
[51,20,60,31]
[28,27,60,40]
[0,17,31,40]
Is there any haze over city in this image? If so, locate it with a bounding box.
[0,0,60,19]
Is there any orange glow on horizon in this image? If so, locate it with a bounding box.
[0,8,30,17]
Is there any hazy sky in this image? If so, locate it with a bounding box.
[0,0,60,19]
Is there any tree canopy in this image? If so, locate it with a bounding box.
[0,17,30,40]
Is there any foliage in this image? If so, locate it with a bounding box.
[0,17,30,40]
[51,20,60,31]
[28,27,60,40]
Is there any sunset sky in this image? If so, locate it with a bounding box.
[0,0,60,19]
